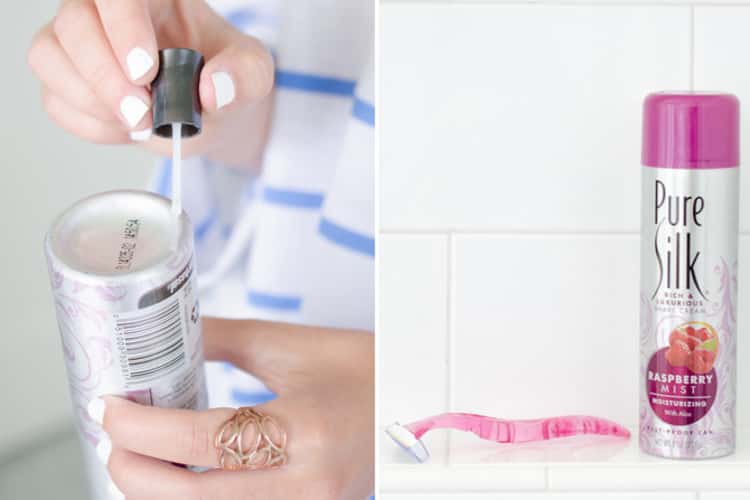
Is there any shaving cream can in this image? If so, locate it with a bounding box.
[640,93,739,459]
[45,190,207,498]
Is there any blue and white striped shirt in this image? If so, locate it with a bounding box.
[149,0,374,408]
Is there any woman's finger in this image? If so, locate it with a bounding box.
[191,6,274,113]
[27,23,115,123]
[108,448,200,500]
[109,447,292,500]
[202,317,371,392]
[53,0,152,130]
[94,0,158,83]
[41,87,130,144]
[99,396,301,469]
[199,37,274,113]
[197,467,296,500]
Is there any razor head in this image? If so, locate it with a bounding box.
[385,422,430,463]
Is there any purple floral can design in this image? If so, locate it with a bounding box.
[640,93,739,459]
[45,190,208,499]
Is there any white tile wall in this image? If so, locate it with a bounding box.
[452,235,640,426]
[379,0,750,497]
[379,235,450,463]
[701,493,750,500]
[695,7,750,231]
[380,3,691,232]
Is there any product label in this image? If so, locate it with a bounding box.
[646,338,717,425]
[48,253,206,499]
[650,179,706,300]
[113,263,201,398]
[640,166,738,458]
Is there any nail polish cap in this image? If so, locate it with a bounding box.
[642,92,740,169]
[151,48,204,138]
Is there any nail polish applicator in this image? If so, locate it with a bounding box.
[386,413,631,463]
[151,48,204,219]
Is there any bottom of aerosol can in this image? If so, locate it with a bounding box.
[46,189,190,279]
[640,441,735,460]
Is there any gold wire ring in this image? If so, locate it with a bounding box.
[214,408,288,470]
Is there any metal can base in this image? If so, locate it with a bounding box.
[640,443,735,460]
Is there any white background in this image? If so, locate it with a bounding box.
[379,1,750,498]
[0,0,151,470]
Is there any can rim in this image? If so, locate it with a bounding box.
[45,189,193,285]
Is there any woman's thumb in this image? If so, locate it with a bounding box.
[198,33,274,112]
[201,317,366,394]
[201,317,308,393]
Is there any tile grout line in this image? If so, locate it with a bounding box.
[381,229,643,236]
[381,230,750,238]
[445,232,455,467]
[380,229,643,236]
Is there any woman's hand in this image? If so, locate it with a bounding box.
[95,317,374,500]
[27,0,274,167]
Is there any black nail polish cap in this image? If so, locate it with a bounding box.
[151,48,205,138]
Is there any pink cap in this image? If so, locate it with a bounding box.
[642,92,739,168]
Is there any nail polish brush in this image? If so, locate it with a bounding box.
[151,48,204,235]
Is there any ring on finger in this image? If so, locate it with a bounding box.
[214,407,288,471]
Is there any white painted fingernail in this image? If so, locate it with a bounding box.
[211,72,235,109]
[120,96,149,129]
[87,398,105,425]
[107,481,125,500]
[126,47,154,81]
[129,128,152,142]
[96,434,112,464]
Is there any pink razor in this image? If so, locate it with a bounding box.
[385,413,630,463]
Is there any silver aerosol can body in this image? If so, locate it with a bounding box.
[640,93,739,459]
[45,190,207,498]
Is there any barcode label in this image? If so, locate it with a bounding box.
[114,298,186,385]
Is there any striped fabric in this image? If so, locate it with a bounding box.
[149,0,374,427]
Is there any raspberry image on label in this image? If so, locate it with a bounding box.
[666,322,719,374]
